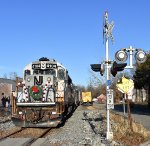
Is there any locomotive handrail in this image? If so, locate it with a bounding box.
[46,87,55,102]
[16,102,55,106]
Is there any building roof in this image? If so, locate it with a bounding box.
[0,78,22,91]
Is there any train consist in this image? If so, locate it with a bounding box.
[11,57,80,127]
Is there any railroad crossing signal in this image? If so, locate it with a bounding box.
[90,64,104,76]
[111,61,127,77]
[116,77,134,93]
[135,50,147,63]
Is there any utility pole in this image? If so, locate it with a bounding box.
[103,11,114,140]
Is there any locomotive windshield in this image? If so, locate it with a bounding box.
[33,69,56,76]
[58,69,65,80]
[45,69,56,76]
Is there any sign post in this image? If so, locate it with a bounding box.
[123,94,126,115]
[116,76,134,131]
[104,11,114,140]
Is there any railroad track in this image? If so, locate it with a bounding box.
[0,127,26,141]
[0,127,52,145]
[25,128,52,146]
[0,118,11,124]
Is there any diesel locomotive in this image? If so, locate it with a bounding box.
[11,57,80,127]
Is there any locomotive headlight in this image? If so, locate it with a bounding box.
[27,77,31,82]
[47,77,51,82]
[20,99,25,103]
[19,111,23,115]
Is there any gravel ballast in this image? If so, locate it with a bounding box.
[42,105,104,146]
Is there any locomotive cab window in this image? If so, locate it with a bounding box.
[58,69,65,80]
[33,70,38,74]
[25,70,30,75]
[33,70,44,75]
[24,70,31,78]
[45,69,56,76]
[39,70,44,74]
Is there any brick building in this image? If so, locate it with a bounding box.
[0,78,22,106]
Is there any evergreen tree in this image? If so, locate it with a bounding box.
[133,53,150,104]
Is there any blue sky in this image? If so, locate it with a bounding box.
[0,0,149,86]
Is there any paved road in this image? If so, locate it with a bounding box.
[113,103,150,130]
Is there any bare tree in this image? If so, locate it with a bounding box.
[88,69,105,87]
[9,72,18,80]
[3,73,7,79]
[87,69,106,98]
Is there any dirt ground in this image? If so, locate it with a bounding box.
[110,108,150,145]
[90,103,150,145]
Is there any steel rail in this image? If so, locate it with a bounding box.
[0,127,26,141]
[25,128,52,146]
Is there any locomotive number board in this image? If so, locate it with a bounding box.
[32,64,41,69]
[32,63,57,69]
[46,63,57,69]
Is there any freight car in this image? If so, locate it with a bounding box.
[81,92,93,105]
[11,57,80,127]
